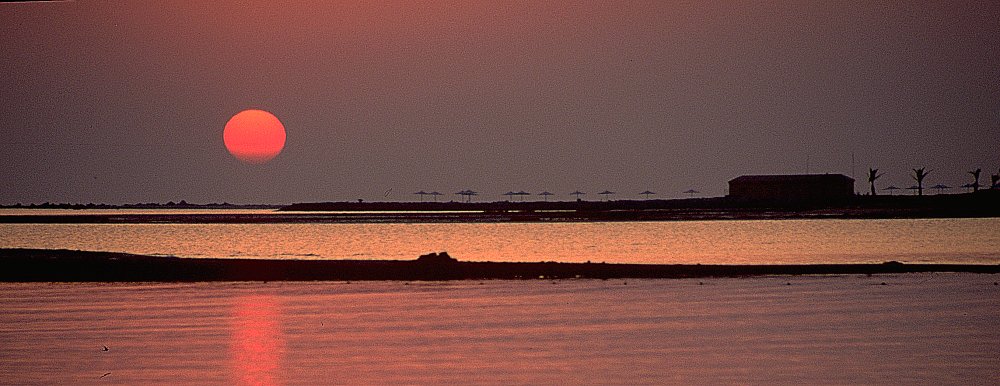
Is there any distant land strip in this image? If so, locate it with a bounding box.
[2,192,997,224]
[1,249,997,282]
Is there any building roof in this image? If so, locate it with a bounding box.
[729,174,855,184]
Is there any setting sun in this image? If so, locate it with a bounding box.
[223,109,286,164]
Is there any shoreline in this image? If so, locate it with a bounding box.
[2,191,997,224]
[1,208,998,224]
[2,249,997,282]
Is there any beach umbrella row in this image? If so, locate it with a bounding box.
[408,189,702,202]
[884,184,956,195]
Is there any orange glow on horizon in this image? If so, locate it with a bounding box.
[223,109,286,164]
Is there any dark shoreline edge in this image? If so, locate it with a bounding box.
[2,249,997,282]
[3,191,998,224]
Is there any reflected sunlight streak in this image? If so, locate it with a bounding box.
[231,295,284,386]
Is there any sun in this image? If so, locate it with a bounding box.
[223,109,286,164]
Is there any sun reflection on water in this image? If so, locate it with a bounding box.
[231,295,284,386]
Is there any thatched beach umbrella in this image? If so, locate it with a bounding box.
[515,191,530,201]
[429,192,443,202]
[413,191,429,202]
[640,190,656,200]
[502,191,516,201]
[683,189,700,198]
[570,190,586,200]
[598,190,615,201]
[455,190,478,202]
[883,185,901,195]
[538,191,554,201]
[930,184,951,194]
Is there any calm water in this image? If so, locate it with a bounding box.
[3,212,999,384]
[2,214,999,264]
[1,275,998,384]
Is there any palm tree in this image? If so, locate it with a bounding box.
[969,168,981,192]
[867,168,883,196]
[911,167,930,196]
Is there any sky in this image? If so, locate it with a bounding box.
[1,1,998,204]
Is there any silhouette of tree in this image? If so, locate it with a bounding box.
[911,167,930,196]
[969,168,981,192]
[867,168,884,196]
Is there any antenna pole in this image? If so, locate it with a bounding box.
[851,152,856,194]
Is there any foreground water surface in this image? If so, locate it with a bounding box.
[2,214,999,264]
[1,275,997,384]
[3,212,998,383]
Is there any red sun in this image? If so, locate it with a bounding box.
[223,109,286,164]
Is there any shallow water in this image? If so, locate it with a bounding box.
[2,216,999,264]
[1,275,998,384]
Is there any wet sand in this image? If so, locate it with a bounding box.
[3,248,998,282]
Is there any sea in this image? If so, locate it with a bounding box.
[2,209,999,264]
[1,210,998,384]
